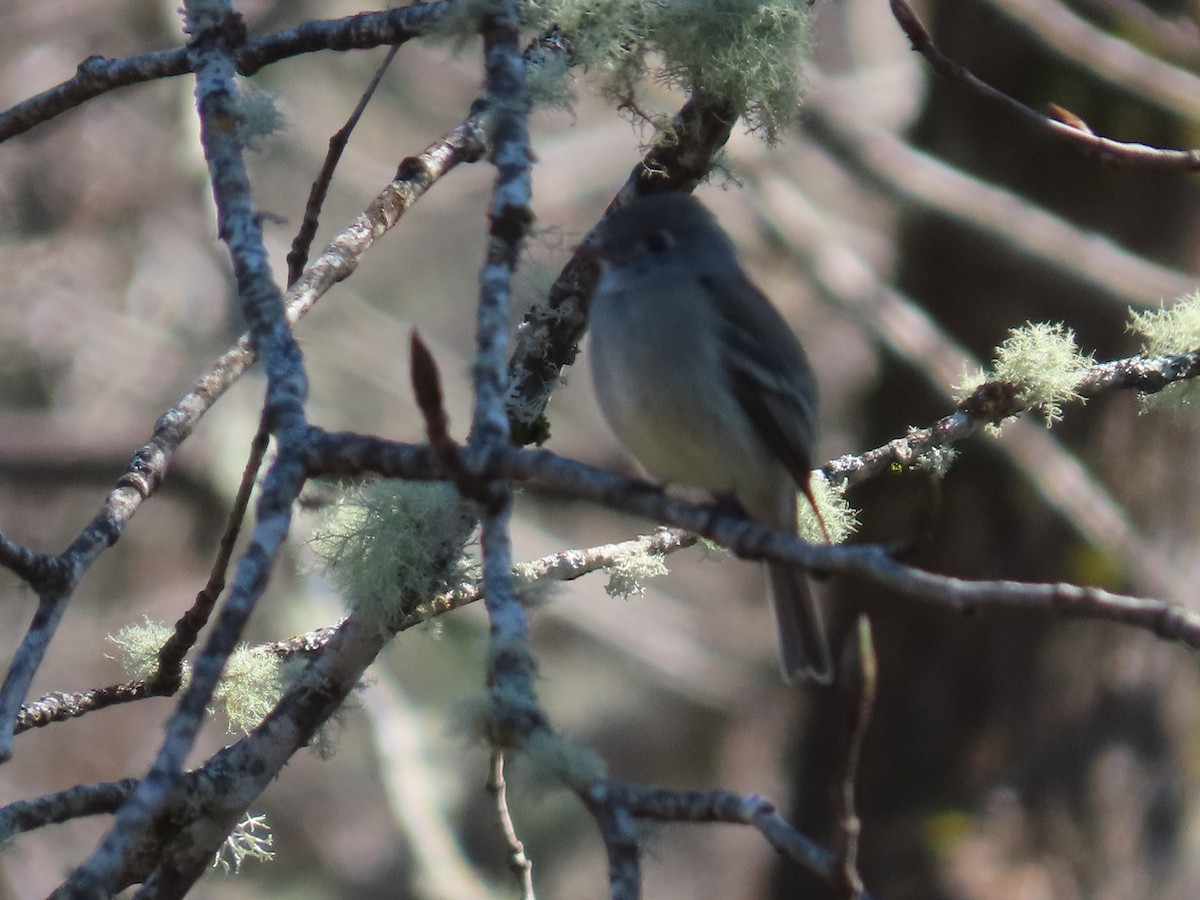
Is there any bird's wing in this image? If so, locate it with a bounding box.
[702,272,818,487]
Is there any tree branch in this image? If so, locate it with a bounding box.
[889,0,1200,169]
[825,350,1200,487]
[0,2,454,143]
[306,418,1200,652]
[505,96,737,445]
[57,0,311,890]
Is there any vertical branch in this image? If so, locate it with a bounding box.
[55,1,311,894]
[473,4,533,447]
[471,0,541,741]
[831,617,878,899]
[581,786,641,900]
[488,752,536,898]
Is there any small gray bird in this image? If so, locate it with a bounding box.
[586,192,831,684]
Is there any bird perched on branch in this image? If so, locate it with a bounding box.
[585,191,831,684]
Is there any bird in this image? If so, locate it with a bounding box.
[584,191,831,684]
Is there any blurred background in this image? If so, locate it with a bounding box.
[2,0,1200,897]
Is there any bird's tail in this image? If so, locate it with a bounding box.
[768,560,832,684]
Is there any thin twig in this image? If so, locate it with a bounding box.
[889,0,1200,169]
[797,68,1197,305]
[152,410,271,694]
[488,752,536,899]
[984,0,1200,122]
[16,684,154,734]
[831,617,878,900]
[410,330,489,499]
[287,45,399,285]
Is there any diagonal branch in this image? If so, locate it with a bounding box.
[889,0,1200,170]
[983,0,1200,123]
[797,67,1198,306]
[0,108,486,760]
[831,618,878,900]
[826,351,1200,488]
[472,0,544,748]
[505,95,736,445]
[286,45,400,285]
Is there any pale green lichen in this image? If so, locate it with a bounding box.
[442,0,814,140]
[232,81,284,151]
[993,322,1092,424]
[951,366,988,406]
[213,813,275,874]
[911,441,959,478]
[957,323,1093,427]
[310,481,469,633]
[798,474,859,545]
[1129,293,1200,415]
[605,547,669,598]
[107,620,177,683]
[211,646,296,735]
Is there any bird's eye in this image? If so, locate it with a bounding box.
[643,231,672,254]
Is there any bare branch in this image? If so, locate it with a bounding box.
[798,68,1198,306]
[16,684,154,734]
[307,428,1200,652]
[489,753,536,899]
[0,3,453,143]
[831,618,878,900]
[589,782,876,898]
[984,0,1200,122]
[889,0,1200,169]
[0,780,138,836]
[287,45,400,285]
[152,412,271,694]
